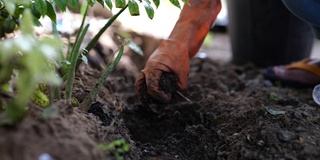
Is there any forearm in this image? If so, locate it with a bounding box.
[168,0,221,58]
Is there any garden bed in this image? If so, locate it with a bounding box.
[1,52,320,159]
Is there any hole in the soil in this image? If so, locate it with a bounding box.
[122,103,215,144]
[88,102,112,126]
[122,103,223,159]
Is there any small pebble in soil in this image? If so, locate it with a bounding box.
[38,153,52,160]
[277,130,299,142]
[263,80,273,87]
[294,111,303,119]
[257,140,265,146]
[295,127,307,132]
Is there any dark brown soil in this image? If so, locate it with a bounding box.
[138,72,179,107]
[1,37,320,160]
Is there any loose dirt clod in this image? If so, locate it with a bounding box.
[138,72,179,107]
[158,72,179,94]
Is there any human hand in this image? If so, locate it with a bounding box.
[135,40,190,104]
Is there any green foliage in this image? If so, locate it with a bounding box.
[79,44,124,111]
[169,0,181,9]
[128,0,139,16]
[269,92,278,102]
[0,9,62,122]
[98,138,130,160]
[65,12,90,102]
[0,0,186,123]
[68,0,79,9]
[143,0,154,19]
[152,0,160,8]
[31,89,50,108]
[0,0,187,36]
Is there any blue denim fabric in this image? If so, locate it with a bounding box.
[282,0,320,39]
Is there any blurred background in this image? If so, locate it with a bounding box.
[111,0,320,64]
[44,0,320,66]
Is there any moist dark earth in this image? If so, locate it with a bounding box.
[1,33,320,160]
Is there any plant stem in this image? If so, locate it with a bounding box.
[64,5,90,103]
[69,5,89,61]
[79,45,124,111]
[53,86,61,99]
[75,5,128,70]
[87,5,127,51]
[65,24,90,103]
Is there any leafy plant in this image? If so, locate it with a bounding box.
[269,92,278,102]
[98,138,130,160]
[0,8,62,122]
[0,0,188,122]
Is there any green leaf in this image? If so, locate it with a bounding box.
[143,1,154,19]
[33,17,42,27]
[3,17,16,33]
[31,89,50,108]
[2,0,16,15]
[67,0,79,9]
[81,53,88,64]
[105,0,113,10]
[269,92,278,102]
[169,0,181,9]
[152,0,159,8]
[87,0,95,6]
[98,143,109,151]
[181,0,189,5]
[1,83,13,93]
[97,0,105,6]
[79,45,124,111]
[5,100,27,121]
[115,0,126,8]
[266,107,286,115]
[13,5,25,19]
[46,1,57,23]
[53,0,67,12]
[31,4,41,19]
[128,0,139,16]
[34,0,47,16]
[65,24,90,102]
[128,41,143,56]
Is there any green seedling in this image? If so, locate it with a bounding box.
[269,92,278,102]
[79,45,124,111]
[98,138,130,160]
[31,89,50,108]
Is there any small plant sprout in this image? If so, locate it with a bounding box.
[98,138,130,160]
[269,92,278,102]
